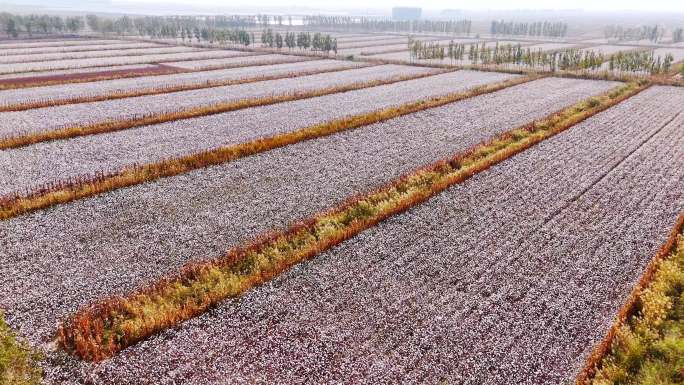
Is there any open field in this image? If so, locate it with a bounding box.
[0,63,159,81]
[0,59,367,106]
[0,45,197,64]
[0,42,164,56]
[1,76,618,381]
[161,53,312,70]
[0,39,126,50]
[0,63,428,137]
[0,69,518,196]
[0,49,251,75]
[47,84,684,384]
[1,27,683,385]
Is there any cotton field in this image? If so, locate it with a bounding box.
[0,19,683,385]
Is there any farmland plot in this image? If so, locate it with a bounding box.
[35,85,684,384]
[0,39,126,50]
[334,35,403,43]
[162,53,312,70]
[0,70,523,196]
[0,78,617,368]
[524,42,582,51]
[653,47,684,63]
[364,50,462,65]
[0,42,163,56]
[0,59,367,105]
[0,45,198,64]
[335,38,412,50]
[0,63,159,81]
[0,49,250,75]
[337,40,455,56]
[0,64,435,138]
[577,45,641,56]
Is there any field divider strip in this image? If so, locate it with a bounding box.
[575,212,684,385]
[0,68,449,150]
[55,80,649,362]
[0,62,377,112]
[0,73,536,221]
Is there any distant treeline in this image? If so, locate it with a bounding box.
[302,15,472,34]
[603,25,664,42]
[490,20,568,38]
[675,28,683,43]
[261,29,337,53]
[1,12,84,37]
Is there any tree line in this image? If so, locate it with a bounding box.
[490,20,568,38]
[608,50,674,74]
[302,15,471,34]
[0,13,337,54]
[261,29,337,53]
[603,25,664,42]
[1,12,83,38]
[406,39,677,75]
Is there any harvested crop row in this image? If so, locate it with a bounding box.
[162,53,311,70]
[53,84,683,383]
[0,64,433,139]
[0,70,516,201]
[0,63,159,81]
[0,59,368,109]
[0,49,251,75]
[0,78,619,367]
[0,39,125,50]
[0,42,164,56]
[0,45,198,64]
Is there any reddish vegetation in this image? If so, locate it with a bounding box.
[0,64,187,90]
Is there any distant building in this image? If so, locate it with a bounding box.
[392,7,421,21]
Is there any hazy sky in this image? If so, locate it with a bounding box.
[116,0,684,12]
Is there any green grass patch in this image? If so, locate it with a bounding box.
[0,312,42,385]
[592,233,684,385]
